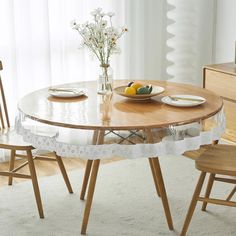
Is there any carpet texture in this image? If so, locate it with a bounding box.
[0,155,235,236]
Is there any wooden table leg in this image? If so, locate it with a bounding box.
[54,152,73,193]
[80,130,99,200]
[81,159,100,235]
[80,160,93,200]
[145,128,173,230]
[145,129,161,197]
[81,130,105,234]
[149,158,161,197]
[152,157,173,230]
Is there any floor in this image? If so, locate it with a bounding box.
[1,156,235,236]
[0,154,121,186]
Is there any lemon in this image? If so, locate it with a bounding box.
[130,82,143,91]
[124,87,136,95]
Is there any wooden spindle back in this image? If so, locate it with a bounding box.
[0,61,10,129]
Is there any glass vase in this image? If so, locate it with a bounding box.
[97,64,113,94]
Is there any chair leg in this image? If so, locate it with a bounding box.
[81,159,100,235]
[200,139,218,211]
[27,150,44,218]
[152,158,173,230]
[54,152,73,193]
[148,158,161,197]
[80,160,93,200]
[226,186,236,201]
[180,172,206,236]
[201,173,215,211]
[8,150,16,185]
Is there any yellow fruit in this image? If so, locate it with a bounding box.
[130,82,143,91]
[124,87,136,95]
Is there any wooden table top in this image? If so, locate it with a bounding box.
[18,80,223,130]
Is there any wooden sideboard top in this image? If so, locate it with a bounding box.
[204,62,236,76]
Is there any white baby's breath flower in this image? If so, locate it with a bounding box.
[80,29,87,35]
[89,23,95,28]
[78,43,85,50]
[71,20,80,30]
[71,25,77,30]
[105,26,115,34]
[90,10,97,16]
[71,8,127,65]
[91,8,102,16]
[112,47,121,54]
[98,42,104,48]
[100,20,107,28]
[122,27,128,32]
[107,12,115,17]
[81,21,88,28]
[95,14,101,21]
[94,7,102,14]
[70,19,76,26]
[112,28,119,35]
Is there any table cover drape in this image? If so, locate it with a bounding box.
[15,108,225,159]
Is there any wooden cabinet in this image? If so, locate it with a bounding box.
[203,62,236,143]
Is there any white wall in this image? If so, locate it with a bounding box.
[214,0,236,63]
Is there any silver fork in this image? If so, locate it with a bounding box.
[49,88,78,93]
[168,96,204,102]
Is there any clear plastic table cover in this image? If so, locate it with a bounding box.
[15,108,225,160]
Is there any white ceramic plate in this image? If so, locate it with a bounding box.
[161,95,206,107]
[48,87,86,98]
[114,85,165,100]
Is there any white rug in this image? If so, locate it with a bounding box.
[0,155,235,236]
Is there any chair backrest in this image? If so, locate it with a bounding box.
[0,60,10,129]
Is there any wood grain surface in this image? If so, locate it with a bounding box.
[18,80,223,130]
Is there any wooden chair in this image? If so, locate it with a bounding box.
[0,60,73,218]
[181,144,236,236]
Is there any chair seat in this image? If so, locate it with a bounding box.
[184,145,211,160]
[0,127,33,150]
[196,144,236,176]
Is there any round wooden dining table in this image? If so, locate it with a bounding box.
[17,80,223,234]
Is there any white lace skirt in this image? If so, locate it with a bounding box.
[15,108,226,160]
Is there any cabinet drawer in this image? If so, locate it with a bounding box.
[205,70,236,101]
[222,100,236,143]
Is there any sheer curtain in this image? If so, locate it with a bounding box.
[166,0,216,85]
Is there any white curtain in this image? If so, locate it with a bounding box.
[166,0,216,86]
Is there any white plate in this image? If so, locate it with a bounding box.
[48,87,86,98]
[161,95,206,107]
[114,85,165,100]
